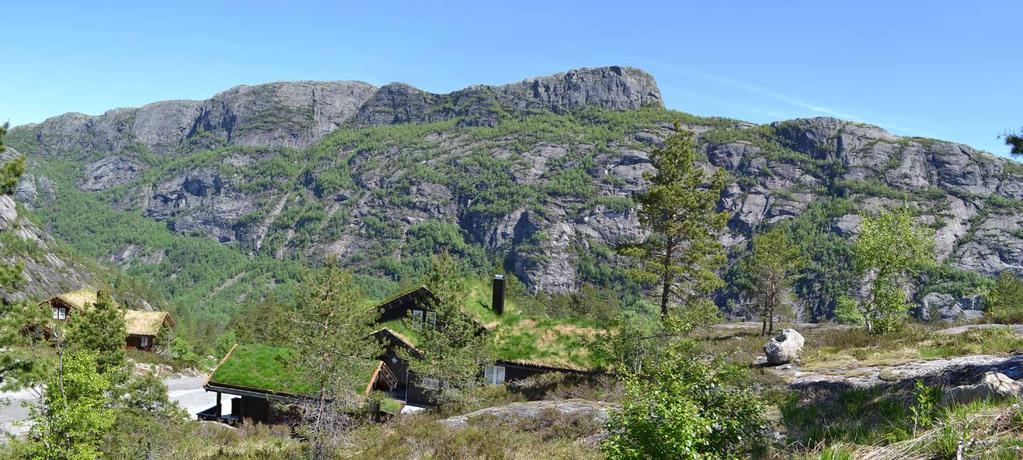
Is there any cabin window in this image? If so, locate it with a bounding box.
[52,307,67,320]
[484,365,506,385]
[421,377,440,390]
[411,309,424,329]
[140,336,150,348]
[426,311,437,328]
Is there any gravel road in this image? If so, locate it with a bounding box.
[1,374,217,437]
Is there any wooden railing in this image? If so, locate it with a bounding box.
[378,363,399,390]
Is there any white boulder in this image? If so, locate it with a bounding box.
[763,329,805,365]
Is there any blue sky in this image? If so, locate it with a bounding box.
[2,1,1019,154]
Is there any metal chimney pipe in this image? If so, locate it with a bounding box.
[492,274,505,316]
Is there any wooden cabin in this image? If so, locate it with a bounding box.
[41,288,98,321]
[124,310,175,350]
[200,344,383,425]
[41,288,174,352]
[200,276,602,426]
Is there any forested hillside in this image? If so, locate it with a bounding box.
[7,66,1023,327]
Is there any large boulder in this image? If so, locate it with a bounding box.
[763,329,805,365]
[940,372,1023,406]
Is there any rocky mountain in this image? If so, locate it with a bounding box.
[8,66,1023,320]
[0,148,99,303]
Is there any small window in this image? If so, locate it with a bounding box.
[139,336,150,348]
[411,310,424,329]
[52,307,67,320]
[426,311,437,328]
[484,365,506,385]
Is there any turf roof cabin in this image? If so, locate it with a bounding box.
[371,276,600,406]
[200,344,385,426]
[40,288,175,351]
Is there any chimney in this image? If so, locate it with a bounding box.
[492,274,506,316]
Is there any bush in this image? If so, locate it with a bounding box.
[833,296,864,325]
[987,272,1023,324]
[601,342,767,458]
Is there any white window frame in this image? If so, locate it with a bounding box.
[411,309,424,330]
[484,365,506,385]
[53,307,67,320]
[426,311,437,328]
[139,336,150,348]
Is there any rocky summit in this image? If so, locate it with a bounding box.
[6,66,1023,317]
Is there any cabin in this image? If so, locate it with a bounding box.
[369,275,599,405]
[41,288,175,352]
[124,310,175,351]
[198,344,387,425]
[201,275,602,425]
[41,288,98,321]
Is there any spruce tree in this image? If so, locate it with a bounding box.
[620,121,729,322]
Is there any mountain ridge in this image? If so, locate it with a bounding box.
[7,66,1023,322]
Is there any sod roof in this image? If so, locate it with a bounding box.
[51,288,99,310]
[208,344,380,397]
[124,310,174,336]
[374,278,601,371]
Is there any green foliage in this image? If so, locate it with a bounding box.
[27,351,114,460]
[988,271,1023,323]
[910,379,941,434]
[103,373,189,459]
[66,290,126,373]
[621,121,729,320]
[739,225,804,335]
[287,263,382,456]
[787,199,857,321]
[1006,130,1023,156]
[853,209,935,333]
[601,341,767,459]
[402,253,495,404]
[833,296,864,325]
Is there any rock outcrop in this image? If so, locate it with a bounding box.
[940,372,1023,406]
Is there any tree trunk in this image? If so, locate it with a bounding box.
[660,239,674,320]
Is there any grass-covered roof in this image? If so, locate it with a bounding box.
[376,279,601,370]
[208,344,380,397]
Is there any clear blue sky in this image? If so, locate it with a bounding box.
[2,1,1019,154]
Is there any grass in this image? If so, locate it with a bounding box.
[696,323,1023,373]
[209,344,379,396]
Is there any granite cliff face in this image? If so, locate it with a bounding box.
[8,66,1023,317]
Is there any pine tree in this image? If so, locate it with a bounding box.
[620,121,729,322]
[289,263,380,459]
[0,122,46,391]
[740,226,804,335]
[402,252,494,405]
[66,290,126,374]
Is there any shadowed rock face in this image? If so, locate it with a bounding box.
[8,67,1023,306]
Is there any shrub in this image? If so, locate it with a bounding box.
[833,296,864,325]
[987,272,1023,324]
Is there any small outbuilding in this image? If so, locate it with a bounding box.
[124,310,175,351]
